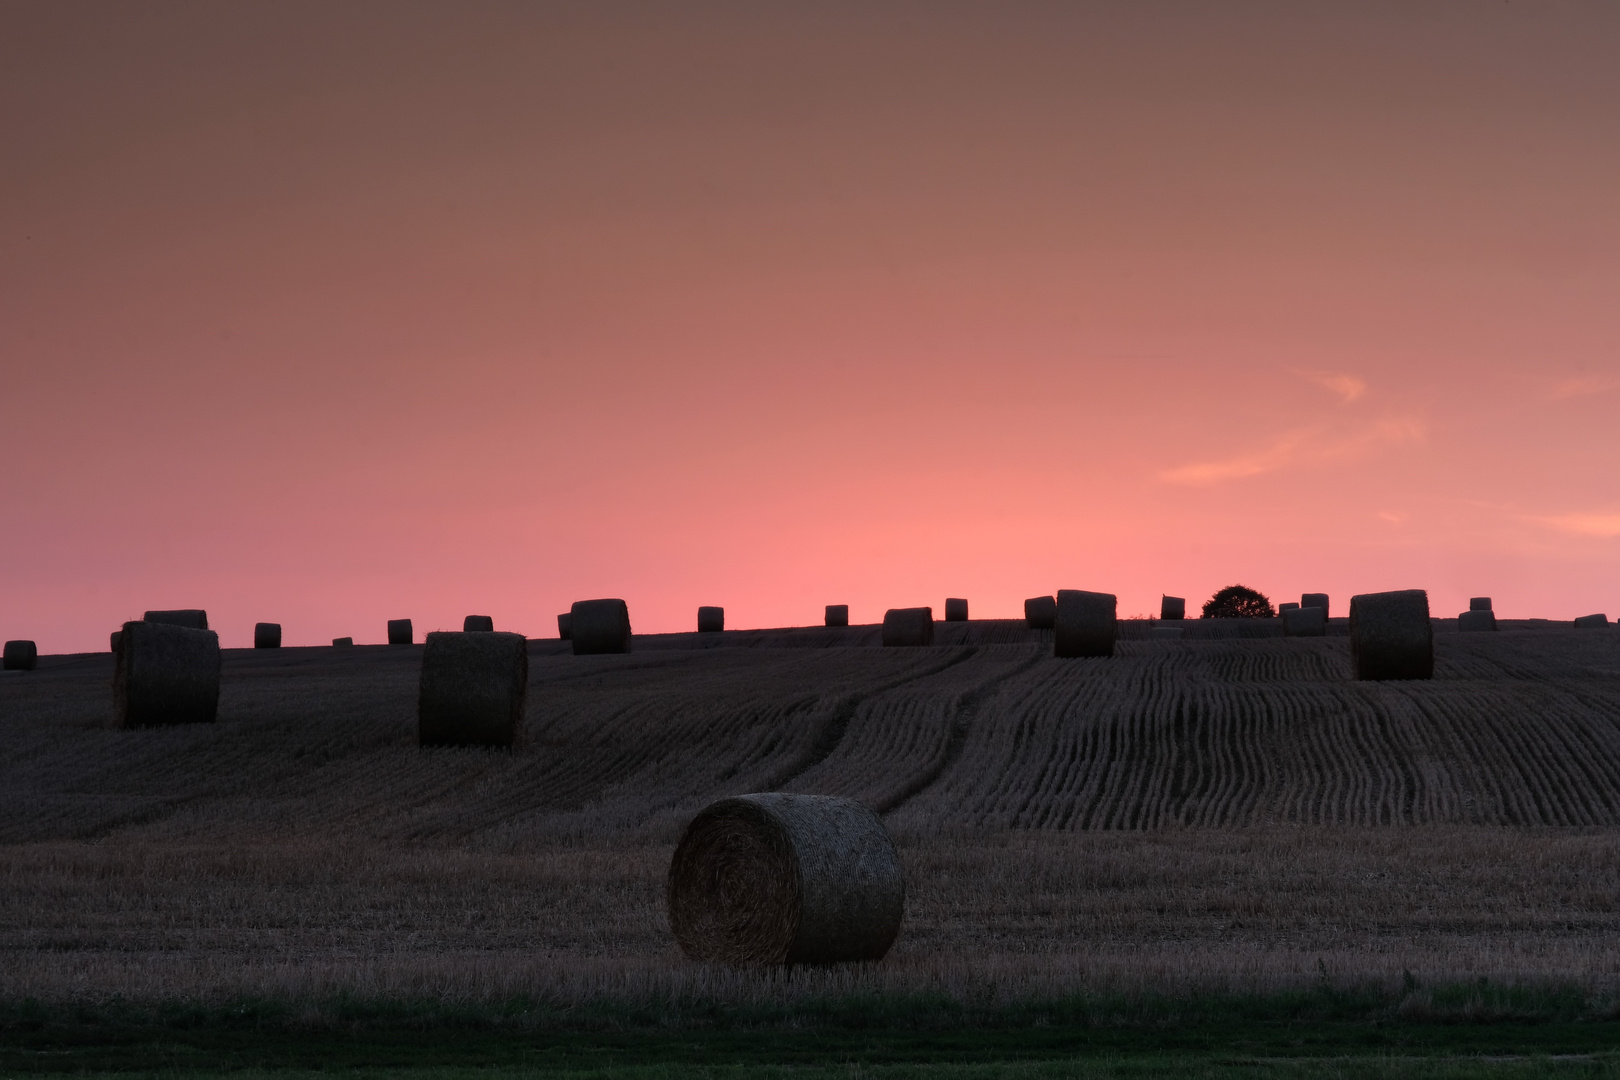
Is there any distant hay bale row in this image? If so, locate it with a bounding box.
[944,598,968,622]
[1350,590,1432,680]
[571,598,631,654]
[1283,605,1326,637]
[825,605,849,627]
[667,793,903,966]
[1574,613,1610,628]
[332,637,354,647]
[417,630,528,748]
[114,621,220,727]
[1054,590,1116,658]
[253,623,281,649]
[1302,593,1330,617]
[1024,595,1056,629]
[3,640,37,671]
[463,615,494,632]
[387,619,413,645]
[698,606,724,633]
[144,609,207,630]
[1160,596,1185,621]
[882,607,934,647]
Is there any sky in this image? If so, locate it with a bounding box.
[3,0,1619,651]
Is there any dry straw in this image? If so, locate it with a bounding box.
[2,640,37,671]
[114,621,220,727]
[253,622,281,649]
[882,607,934,647]
[1302,593,1330,617]
[1349,589,1433,680]
[463,615,495,632]
[698,606,725,633]
[571,599,632,655]
[1024,595,1056,629]
[144,609,208,630]
[387,619,414,646]
[1457,610,1497,632]
[1574,614,1610,628]
[666,793,904,966]
[944,598,968,622]
[1159,596,1185,621]
[825,605,849,627]
[417,631,528,748]
[1282,605,1327,637]
[1054,590,1116,658]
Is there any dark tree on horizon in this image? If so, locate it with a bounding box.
[1202,584,1275,619]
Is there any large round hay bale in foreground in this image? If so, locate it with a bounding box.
[3,640,37,671]
[1054,589,1116,658]
[882,607,934,646]
[1302,593,1330,617]
[1160,595,1185,621]
[144,609,208,630]
[824,605,849,627]
[1349,590,1433,681]
[417,631,528,747]
[1282,605,1327,637]
[1470,597,1493,612]
[944,598,968,622]
[1574,613,1610,628]
[570,598,631,655]
[463,615,494,632]
[1458,610,1497,632]
[697,606,724,633]
[556,613,572,640]
[387,619,413,645]
[1024,595,1056,629]
[253,622,281,649]
[114,621,220,727]
[667,793,904,966]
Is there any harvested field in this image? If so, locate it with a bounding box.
[2,622,1620,1005]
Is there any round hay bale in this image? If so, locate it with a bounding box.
[387,619,413,645]
[1301,593,1330,617]
[667,793,904,966]
[1278,602,1301,613]
[253,622,281,649]
[1160,595,1185,621]
[143,609,208,630]
[698,606,725,633]
[1574,613,1610,628]
[1024,595,1056,630]
[1470,597,1493,612]
[417,631,528,747]
[556,613,572,640]
[114,621,220,727]
[1282,605,1327,637]
[109,630,123,653]
[943,598,968,622]
[463,615,495,632]
[570,598,631,655]
[1349,590,1433,680]
[1054,589,1116,658]
[882,607,934,646]
[825,605,849,627]
[2,640,38,671]
[332,636,354,647]
[1457,610,1497,632]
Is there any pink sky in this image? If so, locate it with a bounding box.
[4,2,1618,650]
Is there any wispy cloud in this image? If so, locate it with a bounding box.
[1529,513,1620,538]
[1159,415,1424,487]
[1296,369,1367,403]
[1548,376,1619,401]
[1159,432,1309,485]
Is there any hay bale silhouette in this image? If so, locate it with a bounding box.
[1302,593,1330,617]
[571,598,631,654]
[698,606,725,633]
[1054,590,1116,658]
[3,640,38,671]
[882,607,934,646]
[1458,610,1497,632]
[1282,605,1327,637]
[109,631,122,653]
[253,622,281,649]
[557,613,572,639]
[417,631,528,747]
[667,792,904,966]
[1160,596,1185,621]
[1470,597,1493,612]
[1349,590,1433,680]
[463,615,494,632]
[1279,602,1300,613]
[825,605,849,627]
[1024,595,1056,629]
[944,598,968,622]
[144,609,207,630]
[332,637,354,647]
[1574,614,1610,628]
[387,619,413,645]
[114,621,220,727]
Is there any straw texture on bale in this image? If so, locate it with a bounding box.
[114,621,220,728]
[1160,596,1185,621]
[417,631,528,748]
[1278,602,1300,613]
[1282,605,1327,637]
[944,598,968,622]
[1458,610,1497,632]
[332,637,354,647]
[1054,589,1117,658]
[1574,614,1610,628]
[143,609,208,630]
[570,598,632,655]
[1302,593,1330,617]
[463,615,494,632]
[253,622,281,649]
[697,606,724,633]
[824,605,849,627]
[2,640,37,671]
[882,607,934,647]
[667,792,904,966]
[1349,590,1433,681]
[387,619,413,645]
[1024,595,1056,629]
[1470,597,1493,611]
[556,613,572,640]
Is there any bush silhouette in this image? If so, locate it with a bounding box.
[1202,584,1275,619]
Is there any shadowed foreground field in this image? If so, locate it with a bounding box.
[3,622,1620,1073]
